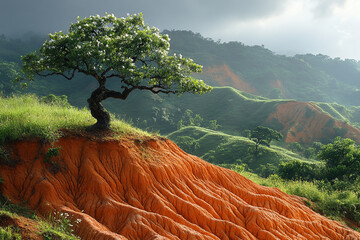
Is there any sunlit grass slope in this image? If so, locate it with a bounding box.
[0,94,148,144]
[168,126,317,175]
[316,102,360,127]
[241,171,360,227]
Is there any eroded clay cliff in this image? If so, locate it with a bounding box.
[1,136,359,239]
[266,101,360,143]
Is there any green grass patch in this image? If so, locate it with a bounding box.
[40,211,80,240]
[0,94,148,144]
[0,196,35,219]
[168,126,315,176]
[240,171,360,223]
[0,225,21,240]
[0,198,80,239]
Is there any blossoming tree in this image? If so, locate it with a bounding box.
[20,13,212,130]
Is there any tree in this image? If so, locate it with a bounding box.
[207,120,220,130]
[250,126,283,154]
[19,13,212,130]
[317,137,360,181]
[177,109,204,129]
[174,136,200,153]
[0,61,21,95]
[287,142,303,153]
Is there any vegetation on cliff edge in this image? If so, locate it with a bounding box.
[0,94,148,144]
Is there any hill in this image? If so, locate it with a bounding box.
[265,101,360,143]
[102,87,360,144]
[166,30,360,106]
[2,33,360,145]
[167,126,316,176]
[1,95,360,239]
[2,136,360,239]
[3,31,360,108]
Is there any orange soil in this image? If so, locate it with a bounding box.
[266,101,360,143]
[1,136,360,239]
[203,64,257,94]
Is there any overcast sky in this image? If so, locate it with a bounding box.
[1,0,360,60]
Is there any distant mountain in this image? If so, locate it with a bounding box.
[166,30,360,106]
[1,32,360,145]
[2,31,360,106]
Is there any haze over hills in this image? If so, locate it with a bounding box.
[166,30,360,106]
[1,30,360,144]
[2,30,360,106]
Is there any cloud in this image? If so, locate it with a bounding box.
[135,0,291,32]
[1,0,360,59]
[311,0,348,18]
[208,1,360,60]
[0,0,289,36]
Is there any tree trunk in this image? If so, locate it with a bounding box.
[87,86,111,130]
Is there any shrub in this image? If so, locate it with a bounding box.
[40,94,70,107]
[44,147,60,163]
[278,160,322,181]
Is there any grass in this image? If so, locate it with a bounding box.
[0,198,80,240]
[239,171,360,224]
[0,225,21,240]
[168,126,315,176]
[0,94,149,144]
[40,211,80,240]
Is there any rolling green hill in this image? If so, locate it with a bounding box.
[167,126,317,176]
[102,87,360,145]
[1,32,360,145]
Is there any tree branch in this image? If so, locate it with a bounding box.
[101,84,179,103]
[101,67,113,78]
[36,70,76,80]
[106,73,127,79]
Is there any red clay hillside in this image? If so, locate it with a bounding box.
[1,135,359,239]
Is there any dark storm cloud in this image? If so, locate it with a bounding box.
[0,0,289,36]
[137,0,289,30]
[4,0,358,60]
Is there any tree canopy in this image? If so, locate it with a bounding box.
[20,13,212,129]
[250,126,283,154]
[318,137,360,181]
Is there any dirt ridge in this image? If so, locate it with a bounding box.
[1,136,359,239]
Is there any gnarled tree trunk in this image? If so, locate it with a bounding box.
[87,86,111,130]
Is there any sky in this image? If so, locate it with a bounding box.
[1,0,360,60]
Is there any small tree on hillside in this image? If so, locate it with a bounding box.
[19,13,212,130]
[251,126,283,154]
